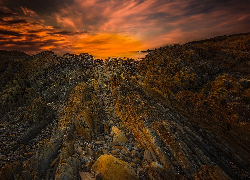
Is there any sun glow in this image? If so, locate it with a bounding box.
[74,33,145,59]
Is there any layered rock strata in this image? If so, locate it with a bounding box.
[0,33,250,179]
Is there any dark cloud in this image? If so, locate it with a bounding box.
[0,44,40,54]
[39,40,58,47]
[84,39,108,45]
[47,30,88,36]
[26,33,40,38]
[27,29,53,33]
[0,38,61,54]
[0,10,14,17]
[179,0,249,16]
[0,36,7,40]
[0,18,27,25]
[1,0,74,15]
[0,29,22,36]
[0,40,37,46]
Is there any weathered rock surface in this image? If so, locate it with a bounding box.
[91,155,138,180]
[1,33,250,180]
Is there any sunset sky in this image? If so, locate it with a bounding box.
[0,0,249,59]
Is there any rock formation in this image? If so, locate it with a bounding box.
[0,33,250,179]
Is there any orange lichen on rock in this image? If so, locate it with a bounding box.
[91,155,138,180]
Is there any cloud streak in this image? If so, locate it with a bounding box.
[53,0,250,49]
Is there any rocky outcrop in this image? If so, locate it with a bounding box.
[91,155,138,180]
[1,33,250,179]
[135,33,250,179]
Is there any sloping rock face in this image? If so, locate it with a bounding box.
[0,33,250,180]
[135,33,250,178]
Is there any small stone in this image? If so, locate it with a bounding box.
[120,147,129,156]
[142,161,150,169]
[133,157,141,164]
[130,162,137,168]
[112,131,128,145]
[112,146,123,150]
[137,144,142,150]
[103,123,109,135]
[133,142,139,148]
[151,162,163,169]
[77,147,83,155]
[95,171,102,180]
[0,155,7,160]
[148,167,164,180]
[86,148,93,156]
[137,167,144,176]
[122,156,131,162]
[34,176,40,180]
[23,152,34,158]
[111,149,119,155]
[111,126,120,135]
[95,141,105,145]
[50,157,58,168]
[82,160,94,172]
[102,149,108,155]
[80,155,92,164]
[79,172,96,180]
[127,144,133,151]
[131,150,138,157]
[172,161,178,166]
[21,170,33,180]
[45,169,51,180]
[143,150,153,162]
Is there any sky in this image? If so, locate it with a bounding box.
[0,0,249,59]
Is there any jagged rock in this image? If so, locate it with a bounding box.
[121,147,129,155]
[133,157,141,164]
[194,165,230,180]
[143,150,153,162]
[0,162,33,180]
[91,155,138,180]
[111,126,120,135]
[147,166,168,180]
[82,159,95,172]
[112,127,128,145]
[55,157,81,180]
[32,137,62,178]
[111,149,120,155]
[79,172,96,180]
[77,146,84,155]
[19,97,55,145]
[241,88,250,103]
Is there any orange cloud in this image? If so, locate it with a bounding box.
[73,33,145,59]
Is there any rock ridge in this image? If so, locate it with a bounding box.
[0,33,250,179]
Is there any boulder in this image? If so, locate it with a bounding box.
[91,155,138,180]
[112,127,128,145]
